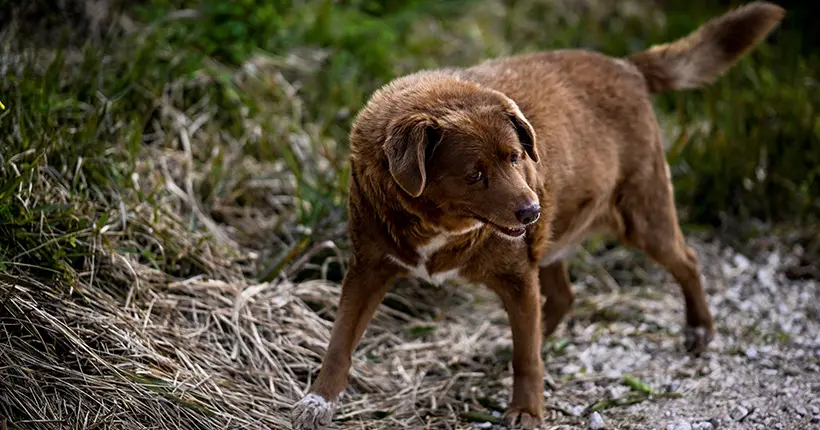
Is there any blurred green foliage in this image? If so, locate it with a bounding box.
[653,0,820,227]
[131,0,477,141]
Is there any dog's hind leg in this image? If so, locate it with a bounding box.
[539,261,574,339]
[291,262,394,430]
[615,158,715,354]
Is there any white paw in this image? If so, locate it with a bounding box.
[291,393,338,430]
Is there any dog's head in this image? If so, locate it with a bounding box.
[381,82,541,238]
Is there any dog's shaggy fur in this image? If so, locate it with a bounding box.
[292,3,785,429]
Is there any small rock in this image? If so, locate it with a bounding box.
[667,421,692,430]
[589,411,605,429]
[693,422,714,430]
[744,347,758,359]
[812,383,820,392]
[665,381,681,393]
[561,363,581,375]
[571,405,585,417]
[783,366,800,376]
[730,406,750,421]
[811,406,819,415]
[732,254,751,271]
[473,422,493,429]
[812,415,820,424]
[795,406,808,417]
[760,359,776,368]
[708,417,721,428]
[608,386,628,399]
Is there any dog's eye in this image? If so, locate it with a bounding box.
[467,170,484,183]
[510,153,520,165]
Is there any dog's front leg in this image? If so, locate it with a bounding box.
[291,260,394,430]
[487,268,544,429]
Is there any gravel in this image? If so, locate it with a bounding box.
[589,411,606,429]
[730,406,750,421]
[667,421,692,430]
[459,234,819,429]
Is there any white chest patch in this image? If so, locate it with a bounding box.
[387,222,482,285]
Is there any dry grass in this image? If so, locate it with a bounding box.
[0,197,521,429]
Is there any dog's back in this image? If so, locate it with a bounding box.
[446,1,785,246]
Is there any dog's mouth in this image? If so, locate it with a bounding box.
[494,224,527,237]
[469,214,527,238]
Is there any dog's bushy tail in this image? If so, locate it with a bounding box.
[627,1,785,93]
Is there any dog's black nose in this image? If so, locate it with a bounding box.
[515,204,541,225]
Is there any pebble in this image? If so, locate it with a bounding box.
[665,381,681,393]
[667,421,692,430]
[608,386,628,399]
[730,406,750,421]
[589,411,605,429]
[693,422,714,430]
[812,415,820,424]
[795,406,808,417]
[571,405,585,417]
[473,422,493,429]
[561,363,582,375]
[744,347,758,359]
[760,358,776,368]
[783,366,800,376]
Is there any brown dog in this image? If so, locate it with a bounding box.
[291,2,784,429]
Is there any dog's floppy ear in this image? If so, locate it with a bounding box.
[506,102,538,163]
[383,114,439,198]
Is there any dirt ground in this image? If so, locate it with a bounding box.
[2,228,818,430]
[307,234,819,430]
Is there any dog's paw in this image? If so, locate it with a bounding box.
[503,407,543,429]
[683,325,714,354]
[291,393,338,430]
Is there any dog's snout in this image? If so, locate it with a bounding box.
[515,203,541,225]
